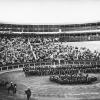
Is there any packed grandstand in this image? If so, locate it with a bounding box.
[0,22,100,71]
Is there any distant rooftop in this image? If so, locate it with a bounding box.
[0,22,100,34]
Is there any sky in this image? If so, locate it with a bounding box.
[0,0,100,24]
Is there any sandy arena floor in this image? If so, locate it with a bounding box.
[0,71,100,100]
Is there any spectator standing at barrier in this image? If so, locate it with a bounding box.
[25,88,31,100]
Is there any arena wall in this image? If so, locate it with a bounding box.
[0,60,100,72]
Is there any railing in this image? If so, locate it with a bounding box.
[0,64,23,72]
[0,60,100,72]
[1,22,100,33]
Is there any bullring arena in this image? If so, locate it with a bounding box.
[1,22,100,100]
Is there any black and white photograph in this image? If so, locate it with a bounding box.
[0,0,100,100]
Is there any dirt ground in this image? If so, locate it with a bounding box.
[0,71,100,100]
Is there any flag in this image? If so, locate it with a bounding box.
[28,38,37,60]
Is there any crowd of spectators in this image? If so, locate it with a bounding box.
[0,35,100,66]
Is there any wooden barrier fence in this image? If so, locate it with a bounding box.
[0,60,100,72]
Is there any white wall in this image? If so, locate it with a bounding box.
[62,41,100,52]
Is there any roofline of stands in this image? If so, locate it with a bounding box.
[0,22,100,34]
[0,21,100,26]
[11,29,100,34]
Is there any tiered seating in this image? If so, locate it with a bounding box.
[0,35,100,67]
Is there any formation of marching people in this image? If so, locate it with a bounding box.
[49,71,97,84]
[23,65,98,84]
[0,35,100,66]
[23,64,100,76]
